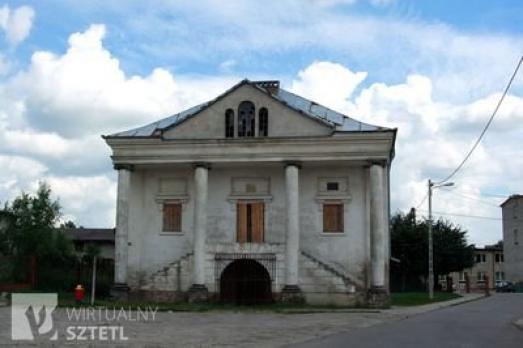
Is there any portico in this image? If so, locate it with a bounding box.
[104,79,396,306]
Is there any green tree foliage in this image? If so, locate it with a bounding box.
[391,209,475,291]
[1,182,73,259]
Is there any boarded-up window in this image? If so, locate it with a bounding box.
[163,203,182,232]
[225,109,234,138]
[323,203,344,233]
[237,202,264,243]
[259,107,268,137]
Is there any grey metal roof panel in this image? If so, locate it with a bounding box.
[105,80,388,138]
[108,102,208,137]
[274,88,385,131]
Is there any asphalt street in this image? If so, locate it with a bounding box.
[292,294,523,348]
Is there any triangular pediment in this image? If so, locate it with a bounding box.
[104,79,388,139]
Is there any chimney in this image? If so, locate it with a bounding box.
[254,80,280,94]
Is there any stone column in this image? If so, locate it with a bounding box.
[368,163,388,307]
[112,164,132,299]
[281,162,304,303]
[188,162,210,302]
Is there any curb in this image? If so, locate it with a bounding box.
[388,294,487,320]
[514,318,523,331]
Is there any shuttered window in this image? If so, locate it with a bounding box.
[163,203,182,232]
[323,203,344,233]
[237,202,264,243]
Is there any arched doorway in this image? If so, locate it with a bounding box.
[220,259,272,305]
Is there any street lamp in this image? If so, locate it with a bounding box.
[428,179,454,300]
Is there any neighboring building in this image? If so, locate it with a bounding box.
[65,228,115,260]
[103,79,396,306]
[442,245,505,291]
[502,195,523,283]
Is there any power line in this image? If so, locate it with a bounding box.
[415,193,428,209]
[416,210,501,221]
[436,55,523,185]
[439,187,501,208]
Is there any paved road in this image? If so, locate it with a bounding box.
[292,294,523,348]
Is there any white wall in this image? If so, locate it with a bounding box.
[125,163,370,289]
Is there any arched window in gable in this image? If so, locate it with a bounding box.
[259,107,268,137]
[238,101,255,137]
[225,109,234,138]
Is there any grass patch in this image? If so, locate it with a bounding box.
[55,293,377,313]
[391,292,461,306]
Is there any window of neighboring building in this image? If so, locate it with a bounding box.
[163,203,182,232]
[477,271,486,282]
[495,253,504,263]
[238,101,255,137]
[225,109,234,138]
[475,254,486,263]
[459,272,465,282]
[237,202,264,243]
[515,229,519,245]
[259,107,268,137]
[323,203,344,233]
[495,272,505,281]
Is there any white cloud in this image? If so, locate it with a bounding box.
[291,61,367,112]
[3,24,238,138]
[0,24,236,226]
[289,61,522,246]
[0,155,47,205]
[0,4,35,45]
[45,175,116,227]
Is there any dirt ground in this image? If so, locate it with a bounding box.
[0,294,483,347]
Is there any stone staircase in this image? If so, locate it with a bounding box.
[141,252,194,292]
[299,250,362,293]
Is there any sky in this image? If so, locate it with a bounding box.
[0,0,522,247]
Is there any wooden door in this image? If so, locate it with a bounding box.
[237,202,264,243]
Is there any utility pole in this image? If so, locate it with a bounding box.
[91,255,97,305]
[428,179,434,300]
[427,179,454,300]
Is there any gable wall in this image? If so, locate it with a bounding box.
[162,84,332,139]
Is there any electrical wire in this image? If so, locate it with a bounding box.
[415,193,428,209]
[439,187,501,208]
[435,55,523,185]
[416,210,501,221]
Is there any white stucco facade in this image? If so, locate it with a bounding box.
[104,80,396,306]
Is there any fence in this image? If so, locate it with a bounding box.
[0,255,114,296]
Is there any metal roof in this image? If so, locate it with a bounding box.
[106,79,388,138]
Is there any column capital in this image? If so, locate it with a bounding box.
[284,160,302,169]
[114,163,134,171]
[192,162,212,170]
[366,160,387,168]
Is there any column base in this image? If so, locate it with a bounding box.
[280,285,305,304]
[111,283,130,302]
[367,287,389,308]
[187,284,209,303]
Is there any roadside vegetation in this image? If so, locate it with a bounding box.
[391,292,461,306]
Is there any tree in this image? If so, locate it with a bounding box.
[2,182,72,259]
[390,209,474,291]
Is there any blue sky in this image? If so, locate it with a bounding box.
[0,0,522,246]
